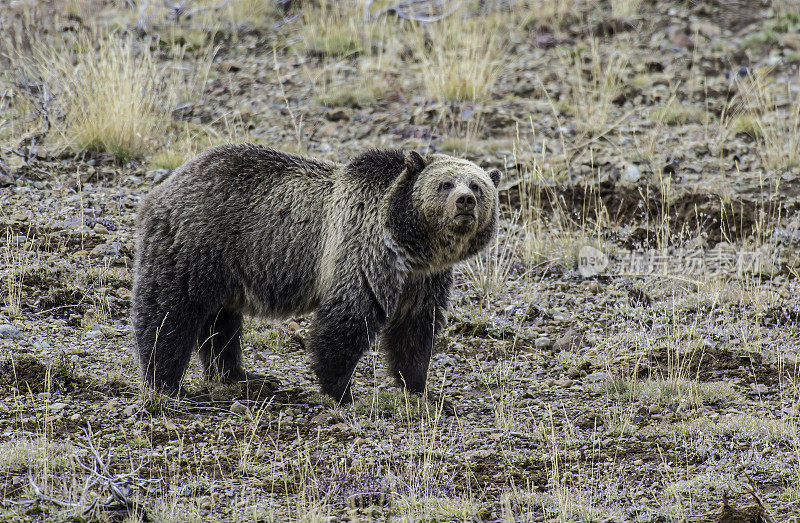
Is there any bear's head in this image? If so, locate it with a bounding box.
[387,151,501,271]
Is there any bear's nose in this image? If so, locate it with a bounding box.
[456,192,476,212]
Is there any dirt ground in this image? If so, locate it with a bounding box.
[1,0,800,521]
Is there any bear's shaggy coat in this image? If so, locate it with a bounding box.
[132,145,500,403]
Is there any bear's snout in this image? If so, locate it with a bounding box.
[455,191,476,213]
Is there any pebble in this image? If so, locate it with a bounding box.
[0,324,24,339]
[584,371,610,383]
[534,337,552,350]
[146,169,171,184]
[311,411,337,425]
[648,404,661,415]
[622,164,641,182]
[84,330,103,340]
[230,401,250,417]
[49,403,68,413]
[555,378,574,388]
[325,108,351,122]
[90,242,122,257]
[566,367,582,379]
[93,223,109,234]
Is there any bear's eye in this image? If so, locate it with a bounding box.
[470,182,481,193]
[440,181,454,191]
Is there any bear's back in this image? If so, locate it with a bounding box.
[180,144,338,184]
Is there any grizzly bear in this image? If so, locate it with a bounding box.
[132,145,500,404]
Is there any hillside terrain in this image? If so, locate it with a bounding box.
[1,0,800,521]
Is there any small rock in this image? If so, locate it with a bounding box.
[84,330,102,341]
[553,329,585,351]
[69,413,81,422]
[566,367,581,379]
[311,411,337,425]
[230,401,250,417]
[534,337,553,350]
[584,371,610,383]
[785,33,800,51]
[582,281,600,293]
[0,324,24,340]
[555,378,573,388]
[622,164,641,182]
[218,60,243,72]
[123,405,138,417]
[648,404,661,415]
[93,223,109,234]
[669,28,695,49]
[146,169,171,184]
[90,242,122,257]
[325,108,351,122]
[466,448,495,460]
[49,403,68,413]
[433,353,456,367]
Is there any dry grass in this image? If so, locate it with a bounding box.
[215,0,277,28]
[518,0,586,30]
[298,0,365,58]
[610,0,643,18]
[716,69,800,170]
[393,495,484,521]
[738,70,800,169]
[514,144,610,269]
[557,39,628,136]
[460,225,522,299]
[1,232,27,318]
[19,34,173,161]
[412,8,505,102]
[653,103,706,126]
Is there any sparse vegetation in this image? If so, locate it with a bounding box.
[557,39,629,136]
[412,7,506,102]
[35,35,172,161]
[1,0,799,521]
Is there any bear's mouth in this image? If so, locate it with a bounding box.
[452,213,476,227]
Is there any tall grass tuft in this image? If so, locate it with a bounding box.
[17,34,173,161]
[58,36,170,161]
[412,7,505,102]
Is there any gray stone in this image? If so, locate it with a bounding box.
[584,371,610,383]
[230,401,250,417]
[90,242,122,257]
[0,324,24,340]
[623,164,641,182]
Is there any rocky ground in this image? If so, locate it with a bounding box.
[1,0,800,521]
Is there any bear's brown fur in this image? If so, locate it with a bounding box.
[132,145,500,403]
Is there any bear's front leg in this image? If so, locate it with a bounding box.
[380,270,451,396]
[309,296,385,404]
[381,305,439,394]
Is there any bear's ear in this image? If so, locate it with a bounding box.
[405,150,427,177]
[489,169,502,186]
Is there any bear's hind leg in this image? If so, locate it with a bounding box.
[134,303,203,396]
[199,308,248,382]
